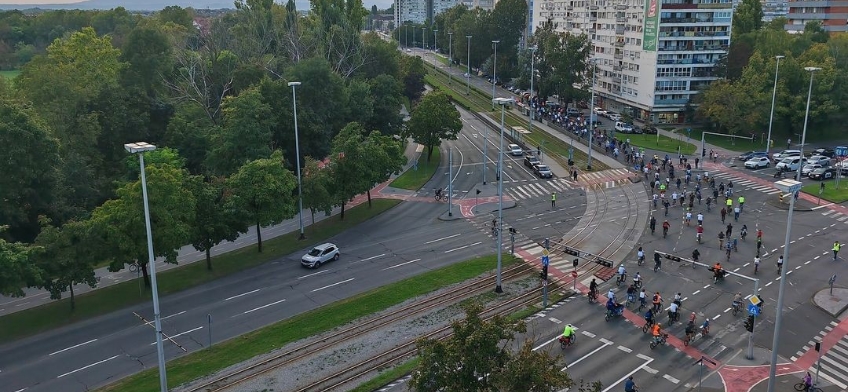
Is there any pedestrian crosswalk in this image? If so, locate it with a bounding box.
[505,178,577,200]
[710,172,781,195]
[820,209,848,225]
[792,321,848,390]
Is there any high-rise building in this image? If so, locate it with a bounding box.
[532,0,732,124]
[762,0,788,22]
[785,0,848,33]
[394,0,493,27]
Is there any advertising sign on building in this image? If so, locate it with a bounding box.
[642,0,660,51]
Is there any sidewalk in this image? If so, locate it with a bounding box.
[0,141,426,317]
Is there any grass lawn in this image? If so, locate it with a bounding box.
[628,131,697,155]
[0,199,402,344]
[802,181,848,204]
[0,70,20,80]
[390,147,440,190]
[97,254,519,392]
[675,128,768,153]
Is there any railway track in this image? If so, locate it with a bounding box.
[181,263,537,392]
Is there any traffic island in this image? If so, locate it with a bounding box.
[813,287,848,317]
[766,193,816,211]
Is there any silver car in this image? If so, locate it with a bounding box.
[301,243,340,268]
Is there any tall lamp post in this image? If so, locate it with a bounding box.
[466,35,472,95]
[124,142,168,392]
[766,66,820,392]
[493,97,514,293]
[491,40,500,110]
[422,27,426,50]
[448,32,453,84]
[765,55,785,156]
[433,29,438,70]
[288,81,306,240]
[587,58,597,170]
[528,45,538,135]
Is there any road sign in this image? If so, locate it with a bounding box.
[542,249,550,257]
[541,255,549,267]
[749,295,762,306]
[748,303,761,316]
[571,271,578,278]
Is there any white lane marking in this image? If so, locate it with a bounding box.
[533,335,561,351]
[15,388,26,392]
[703,285,710,289]
[242,298,287,314]
[144,310,186,326]
[643,365,659,374]
[765,281,774,287]
[49,339,98,356]
[150,326,203,345]
[713,314,722,320]
[57,355,120,378]
[564,339,613,370]
[549,317,562,324]
[224,289,261,301]
[425,234,461,244]
[618,345,632,353]
[311,278,355,292]
[664,374,681,383]
[582,330,596,338]
[601,354,654,392]
[445,242,482,253]
[692,290,700,295]
[358,253,386,262]
[298,270,329,279]
[723,307,731,313]
[383,259,421,270]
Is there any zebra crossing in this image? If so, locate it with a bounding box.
[820,209,848,225]
[505,178,577,201]
[710,172,782,195]
[791,321,848,390]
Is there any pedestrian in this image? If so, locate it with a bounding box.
[551,192,557,208]
[733,205,740,221]
[720,207,726,223]
[787,138,791,149]
[572,169,578,181]
[834,241,841,260]
[695,157,700,169]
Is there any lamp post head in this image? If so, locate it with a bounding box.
[493,97,514,107]
[492,40,500,44]
[288,81,301,87]
[804,66,821,72]
[775,55,785,60]
[466,35,472,38]
[124,142,156,154]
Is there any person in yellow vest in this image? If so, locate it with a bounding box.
[726,197,732,208]
[738,195,745,212]
[551,192,557,209]
[834,241,841,261]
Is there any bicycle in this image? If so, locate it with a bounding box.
[491,227,499,237]
[616,274,626,286]
[129,262,140,273]
[794,382,822,392]
[434,193,447,202]
[732,301,741,316]
[683,332,694,346]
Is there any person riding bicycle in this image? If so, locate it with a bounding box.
[685,320,696,341]
[626,284,637,301]
[652,292,663,311]
[649,216,656,233]
[673,292,683,306]
[692,248,701,263]
[733,292,743,310]
[651,322,663,342]
[725,240,733,258]
[803,372,813,391]
[637,247,645,264]
[644,308,655,325]
[562,323,576,344]
[696,224,704,243]
[668,300,680,322]
[777,255,784,272]
[741,224,748,240]
[654,251,662,270]
[633,272,642,287]
[608,288,616,301]
[617,264,627,283]
[662,220,670,236]
[624,376,638,392]
[713,262,725,279]
[607,297,624,314]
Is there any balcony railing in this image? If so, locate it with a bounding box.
[616,16,627,22]
[589,5,599,9]
[614,52,624,59]
[658,30,729,37]
[616,27,626,34]
[566,5,573,9]
[615,4,627,9]
[615,41,625,47]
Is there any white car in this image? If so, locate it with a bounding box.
[614,121,633,133]
[608,112,622,122]
[508,144,523,156]
[772,149,801,161]
[744,157,770,169]
[807,155,831,167]
[301,243,340,268]
[775,157,807,172]
[593,107,607,116]
[801,163,822,177]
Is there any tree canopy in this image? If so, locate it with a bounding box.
[406,91,462,161]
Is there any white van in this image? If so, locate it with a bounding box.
[615,121,633,133]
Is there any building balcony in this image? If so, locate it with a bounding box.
[615,41,625,47]
[615,4,627,9]
[589,15,598,21]
[616,27,626,34]
[589,4,599,9]
[613,65,622,71]
[616,16,627,22]
[658,30,729,38]
[566,5,573,9]
[614,52,624,59]
[654,98,689,105]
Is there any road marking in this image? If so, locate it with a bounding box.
[143,310,186,326]
[602,354,654,392]
[564,339,613,370]
[242,298,287,314]
[15,388,26,392]
[703,285,710,289]
[765,281,773,287]
[224,289,260,301]
[57,355,120,378]
[383,259,421,270]
[713,314,721,320]
[582,330,596,338]
[358,253,386,262]
[692,290,700,295]
[49,339,98,356]
[723,307,731,313]
[618,345,632,353]
[664,374,681,383]
[298,270,329,279]
[533,335,561,351]
[549,317,562,324]
[643,365,659,374]
[311,278,355,292]
[424,234,461,244]
[445,242,482,253]
[150,326,203,345]
[811,202,836,210]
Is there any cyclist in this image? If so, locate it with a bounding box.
[754,254,761,273]
[608,288,616,302]
[637,247,645,265]
[649,216,656,234]
[692,249,701,267]
[732,236,739,252]
[685,320,696,342]
[662,220,670,238]
[633,272,642,287]
[684,210,692,226]
[706,196,712,212]
[720,207,727,223]
[617,264,627,284]
[777,255,784,273]
[624,376,638,392]
[644,308,655,326]
[732,292,743,312]
[673,292,683,306]
[696,224,704,244]
[803,372,813,391]
[713,262,724,279]
[589,278,598,299]
[696,212,704,226]
[654,252,662,271]
[639,288,648,310]
[626,284,637,304]
[725,241,732,260]
[652,292,663,312]
[741,224,748,240]
[435,188,443,199]
[562,323,577,345]
[651,322,663,343]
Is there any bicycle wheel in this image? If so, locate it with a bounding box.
[129,263,139,272]
[642,323,649,333]
[684,337,689,346]
[793,382,805,391]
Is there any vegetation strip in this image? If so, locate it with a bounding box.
[96,254,518,392]
[390,147,441,190]
[0,199,401,343]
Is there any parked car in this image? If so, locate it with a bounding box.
[738,151,768,161]
[301,243,340,268]
[608,112,622,122]
[801,163,823,177]
[524,155,541,168]
[775,157,807,171]
[814,148,836,158]
[807,155,831,167]
[509,143,523,156]
[614,121,633,133]
[773,149,802,161]
[809,167,836,180]
[642,125,658,134]
[744,157,770,169]
[630,125,644,134]
[566,107,581,117]
[593,107,607,116]
[534,164,553,178]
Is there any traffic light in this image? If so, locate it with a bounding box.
[568,158,574,167]
[540,265,548,280]
[573,259,579,268]
[509,227,517,234]
[744,315,755,332]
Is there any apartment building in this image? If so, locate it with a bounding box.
[532,0,732,124]
[394,0,493,26]
[785,0,848,33]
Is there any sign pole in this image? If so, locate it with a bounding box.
[542,238,550,307]
[830,274,836,295]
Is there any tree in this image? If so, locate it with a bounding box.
[409,301,574,391]
[188,176,245,270]
[226,150,297,252]
[732,0,763,36]
[490,0,528,80]
[206,86,274,175]
[360,129,406,205]
[120,24,173,99]
[0,233,42,297]
[406,92,462,161]
[399,54,426,101]
[367,74,405,135]
[32,219,97,309]
[157,5,194,28]
[328,123,377,220]
[358,32,401,79]
[528,20,591,103]
[301,156,335,225]
[88,163,196,288]
[0,99,60,243]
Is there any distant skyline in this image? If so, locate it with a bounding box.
[0,0,396,8]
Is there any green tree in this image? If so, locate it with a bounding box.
[120,24,173,98]
[157,5,194,28]
[88,163,196,288]
[301,156,335,225]
[409,301,573,392]
[489,0,528,79]
[529,20,590,103]
[163,104,215,175]
[188,177,245,270]
[732,0,763,35]
[399,54,426,101]
[360,128,406,205]
[367,74,405,135]
[0,99,60,243]
[406,92,462,161]
[358,32,401,79]
[206,86,274,175]
[226,150,297,252]
[32,219,97,309]
[0,233,42,297]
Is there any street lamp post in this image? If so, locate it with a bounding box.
[448,32,453,84]
[288,81,306,240]
[466,35,472,95]
[124,142,168,392]
[491,40,500,110]
[587,59,597,170]
[413,26,416,48]
[404,24,408,47]
[493,97,514,293]
[422,27,426,50]
[528,46,537,135]
[765,55,784,156]
[433,29,438,70]
[766,66,820,392]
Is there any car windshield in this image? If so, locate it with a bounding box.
[538,165,550,171]
[308,248,322,256]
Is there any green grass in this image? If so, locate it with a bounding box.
[97,254,520,392]
[675,128,766,153]
[0,199,402,344]
[628,131,697,155]
[802,181,848,203]
[390,147,440,190]
[350,358,421,392]
[0,70,20,80]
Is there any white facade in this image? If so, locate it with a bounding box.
[395,0,430,25]
[532,0,732,123]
